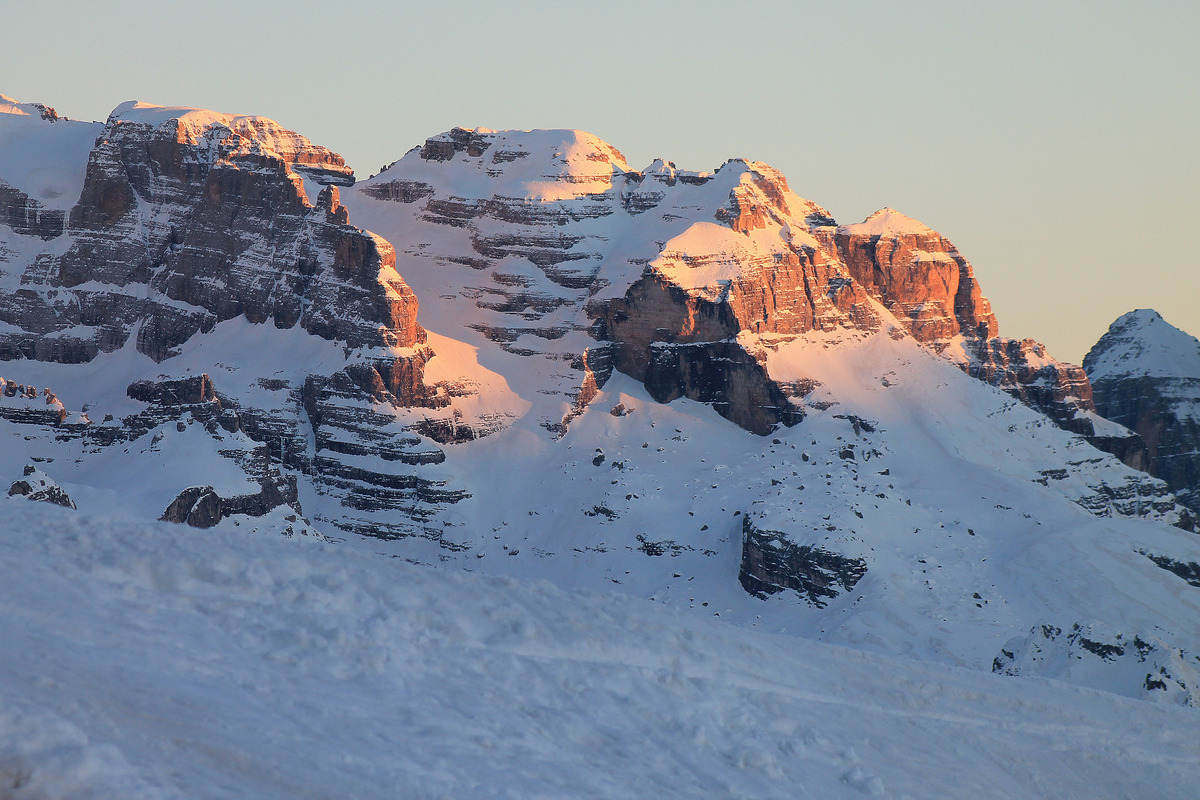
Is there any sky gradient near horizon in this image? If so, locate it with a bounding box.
[6,0,1198,363]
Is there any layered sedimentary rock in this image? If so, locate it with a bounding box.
[0,100,475,538]
[835,208,996,343]
[0,180,65,239]
[2,101,424,368]
[356,131,892,434]
[1084,310,1200,514]
[831,208,1100,432]
[2,101,1184,547]
[0,377,69,426]
[738,516,867,607]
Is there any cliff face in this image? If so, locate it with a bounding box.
[2,104,1187,545]
[0,100,482,540]
[829,207,1104,435]
[835,208,997,343]
[1085,310,1200,514]
[8,102,422,365]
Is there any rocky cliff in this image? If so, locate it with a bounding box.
[1085,310,1200,515]
[0,100,485,540]
[5,99,1200,706]
[15,102,422,363]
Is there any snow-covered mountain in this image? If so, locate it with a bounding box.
[1085,309,1200,515]
[4,92,1200,769]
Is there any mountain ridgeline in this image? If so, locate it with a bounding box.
[3,96,1199,706]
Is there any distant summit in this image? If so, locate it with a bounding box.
[1085,309,1200,514]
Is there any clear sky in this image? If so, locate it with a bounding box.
[7,0,1198,363]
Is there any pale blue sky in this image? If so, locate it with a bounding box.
[7,0,1198,362]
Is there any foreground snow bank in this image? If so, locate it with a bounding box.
[2,501,1199,799]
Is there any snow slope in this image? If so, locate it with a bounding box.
[0,95,99,211]
[1085,309,1200,384]
[3,499,1199,800]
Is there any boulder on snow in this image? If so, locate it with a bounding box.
[161,486,223,528]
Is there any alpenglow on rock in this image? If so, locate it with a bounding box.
[1085,309,1200,516]
[14,101,423,363]
[5,98,1200,711]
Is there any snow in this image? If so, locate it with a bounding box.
[3,499,1199,800]
[653,222,788,290]
[1078,408,1137,439]
[0,96,100,210]
[108,100,251,131]
[374,128,632,203]
[5,107,1200,798]
[839,208,933,238]
[1085,309,1200,382]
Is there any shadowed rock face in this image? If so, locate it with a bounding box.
[966,337,1095,429]
[594,272,811,434]
[8,465,76,509]
[1085,310,1200,514]
[1,105,424,364]
[0,180,65,239]
[738,516,867,607]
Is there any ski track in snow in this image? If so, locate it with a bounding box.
[2,501,1199,800]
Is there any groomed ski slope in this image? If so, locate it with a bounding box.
[2,500,1198,800]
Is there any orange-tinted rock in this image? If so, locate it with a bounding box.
[834,208,997,343]
[24,105,424,362]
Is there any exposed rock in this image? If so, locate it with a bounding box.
[8,466,76,509]
[0,179,65,239]
[295,370,468,540]
[738,516,867,607]
[964,337,1095,432]
[1084,310,1200,514]
[161,486,222,528]
[832,208,1104,437]
[160,475,300,529]
[127,374,217,406]
[0,378,68,426]
[0,101,426,363]
[835,208,996,343]
[1140,550,1200,588]
[994,622,1200,706]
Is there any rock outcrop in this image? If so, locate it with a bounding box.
[835,208,997,343]
[738,516,867,607]
[0,377,70,426]
[0,179,66,239]
[8,465,76,508]
[994,622,1200,707]
[1084,310,1200,514]
[1,101,426,366]
[832,208,1100,433]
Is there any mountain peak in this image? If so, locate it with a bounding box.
[102,100,352,184]
[840,207,933,237]
[1085,309,1200,381]
[1,93,61,121]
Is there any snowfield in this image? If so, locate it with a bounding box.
[2,500,1199,800]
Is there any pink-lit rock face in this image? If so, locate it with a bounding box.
[835,208,997,343]
[352,125,1103,438]
[3,102,422,363]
